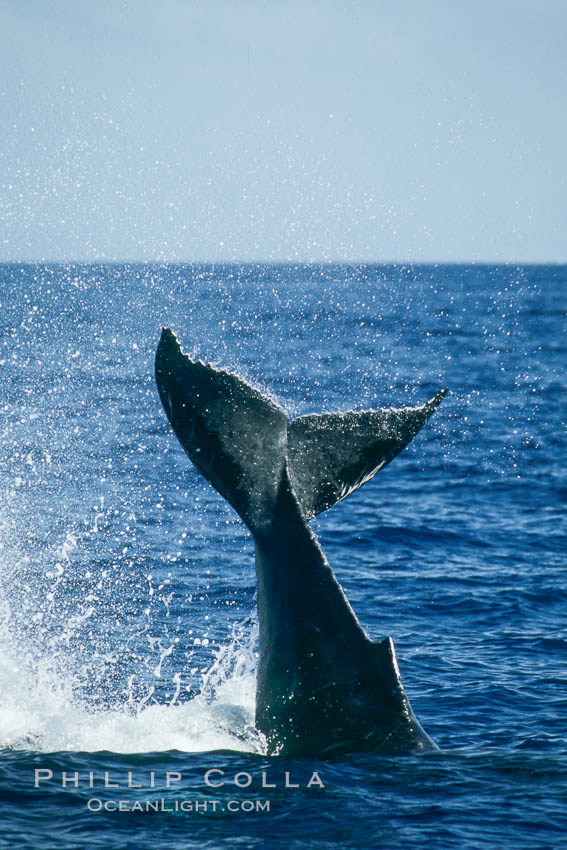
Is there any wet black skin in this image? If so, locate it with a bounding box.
[155,328,443,756]
[254,466,434,755]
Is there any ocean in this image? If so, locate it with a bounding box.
[0,262,565,848]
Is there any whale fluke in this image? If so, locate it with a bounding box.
[155,327,288,531]
[156,328,446,526]
[288,390,447,519]
[155,328,447,755]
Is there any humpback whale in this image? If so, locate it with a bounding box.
[155,328,446,756]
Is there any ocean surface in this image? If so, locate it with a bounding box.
[0,262,565,849]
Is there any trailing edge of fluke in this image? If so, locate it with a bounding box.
[155,327,447,756]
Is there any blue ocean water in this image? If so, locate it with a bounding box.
[0,262,565,849]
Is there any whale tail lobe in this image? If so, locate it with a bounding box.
[155,328,446,530]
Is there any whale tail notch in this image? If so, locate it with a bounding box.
[155,328,446,529]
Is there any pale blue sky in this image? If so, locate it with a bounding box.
[1,0,565,262]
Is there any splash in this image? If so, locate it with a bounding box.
[0,498,263,755]
[0,599,262,754]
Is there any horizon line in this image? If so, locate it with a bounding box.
[0,258,565,267]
